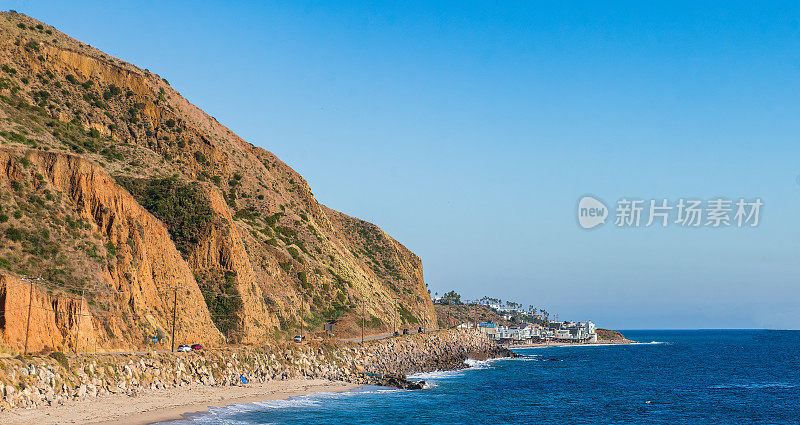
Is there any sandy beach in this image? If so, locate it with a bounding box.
[0,378,359,425]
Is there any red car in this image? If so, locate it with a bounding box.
[191,344,204,351]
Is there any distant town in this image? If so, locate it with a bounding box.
[433,291,598,345]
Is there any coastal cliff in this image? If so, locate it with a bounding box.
[0,11,434,353]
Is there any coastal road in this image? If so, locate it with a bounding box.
[0,330,449,359]
[340,328,439,343]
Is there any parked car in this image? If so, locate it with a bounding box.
[293,335,303,343]
[191,344,204,351]
[418,327,424,333]
[177,344,191,352]
[393,331,400,337]
[402,328,409,335]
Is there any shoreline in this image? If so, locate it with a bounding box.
[508,340,636,349]
[0,330,512,423]
[0,378,358,425]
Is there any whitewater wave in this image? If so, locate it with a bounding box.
[408,356,503,382]
[463,358,491,369]
[408,369,465,380]
[515,354,541,361]
[166,386,398,424]
[709,382,798,390]
[514,354,562,362]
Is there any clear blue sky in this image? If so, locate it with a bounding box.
[11,1,800,329]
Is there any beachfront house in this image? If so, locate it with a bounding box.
[479,320,598,344]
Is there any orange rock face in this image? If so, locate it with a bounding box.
[0,148,223,353]
[0,274,95,354]
[0,12,435,353]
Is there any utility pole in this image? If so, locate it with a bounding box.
[416,298,421,332]
[467,300,473,329]
[265,314,269,347]
[75,289,85,354]
[467,299,471,330]
[474,301,478,330]
[171,287,178,352]
[468,300,473,330]
[473,301,477,331]
[361,298,365,344]
[448,307,451,329]
[23,279,33,356]
[300,293,304,341]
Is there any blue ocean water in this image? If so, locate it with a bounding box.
[165,330,800,424]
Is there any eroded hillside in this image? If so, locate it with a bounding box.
[0,11,435,354]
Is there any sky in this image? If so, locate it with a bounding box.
[8,1,800,329]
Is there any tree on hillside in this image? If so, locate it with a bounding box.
[442,290,462,305]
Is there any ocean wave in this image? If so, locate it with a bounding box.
[463,358,491,369]
[421,380,437,389]
[514,354,541,361]
[251,388,398,409]
[408,369,465,380]
[164,386,399,424]
[515,355,561,362]
[408,357,502,382]
[709,382,798,390]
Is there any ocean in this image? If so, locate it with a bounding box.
[163,330,800,424]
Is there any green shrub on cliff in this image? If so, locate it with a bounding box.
[297,271,309,289]
[397,303,419,325]
[4,227,22,241]
[264,212,284,227]
[196,269,243,338]
[49,351,69,369]
[366,315,383,328]
[287,246,303,263]
[102,85,121,100]
[116,176,213,258]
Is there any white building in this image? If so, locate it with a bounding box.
[479,320,598,343]
[551,321,597,342]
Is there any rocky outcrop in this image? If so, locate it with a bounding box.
[356,329,515,375]
[372,374,425,390]
[596,328,633,343]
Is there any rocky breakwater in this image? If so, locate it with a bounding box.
[0,347,369,411]
[352,328,516,388]
[0,329,514,411]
